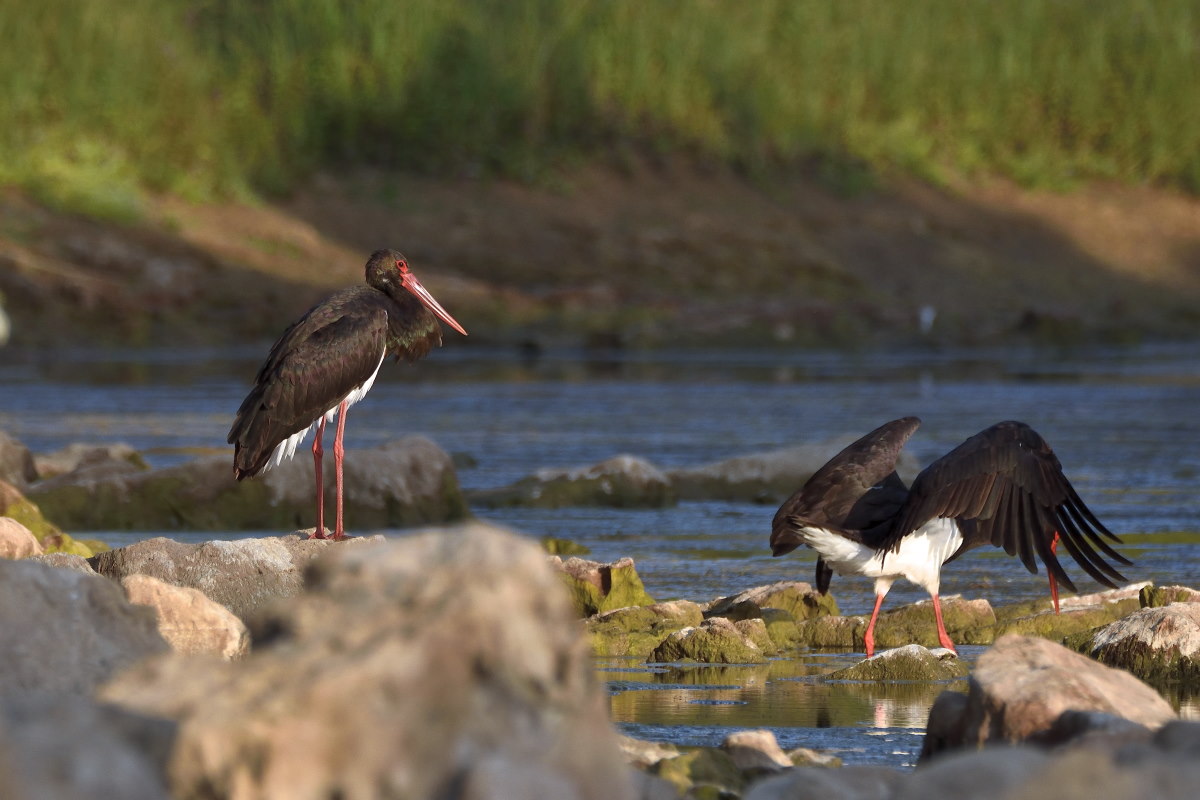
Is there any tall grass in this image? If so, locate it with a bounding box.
[2,0,1198,213]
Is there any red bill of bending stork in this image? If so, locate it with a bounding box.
[770,417,1131,657]
[228,249,467,540]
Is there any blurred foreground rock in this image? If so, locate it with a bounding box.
[121,574,250,660]
[101,523,634,800]
[0,478,101,555]
[28,436,467,530]
[0,516,42,558]
[0,431,37,489]
[0,559,167,696]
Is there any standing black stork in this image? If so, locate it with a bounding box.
[770,417,1131,657]
[228,249,467,540]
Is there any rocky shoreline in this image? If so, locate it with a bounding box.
[3,431,1200,798]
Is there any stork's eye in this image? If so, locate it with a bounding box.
[396,259,409,274]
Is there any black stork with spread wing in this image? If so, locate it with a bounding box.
[770,417,1131,657]
[228,249,467,540]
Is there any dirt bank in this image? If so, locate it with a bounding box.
[2,165,1198,351]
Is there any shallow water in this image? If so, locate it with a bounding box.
[2,341,1198,764]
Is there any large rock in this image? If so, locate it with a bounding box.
[667,438,919,503]
[1065,603,1200,684]
[122,574,250,660]
[469,454,675,509]
[648,617,770,664]
[0,517,42,559]
[101,524,634,800]
[823,644,970,682]
[89,535,383,620]
[0,431,37,489]
[552,555,656,617]
[1141,584,1200,608]
[793,596,995,649]
[0,694,171,799]
[994,583,1146,642]
[743,764,904,800]
[921,634,1176,759]
[586,600,704,657]
[28,436,468,530]
[0,559,167,696]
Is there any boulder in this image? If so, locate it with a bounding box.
[0,694,171,799]
[587,600,704,657]
[921,634,1175,759]
[823,644,970,682]
[33,442,149,480]
[1141,584,1200,608]
[0,559,167,696]
[667,438,919,503]
[28,436,468,530]
[89,535,384,620]
[648,617,769,664]
[552,555,656,617]
[0,517,42,559]
[994,583,1146,642]
[0,431,37,489]
[1065,603,1200,684]
[101,523,633,800]
[793,596,995,649]
[122,574,250,660]
[468,454,675,509]
[706,580,840,621]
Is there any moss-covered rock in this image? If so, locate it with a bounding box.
[996,602,1140,643]
[539,535,591,556]
[552,555,655,617]
[707,580,840,622]
[467,454,676,509]
[788,748,843,768]
[822,644,970,682]
[759,607,803,650]
[994,583,1148,623]
[1065,603,1200,685]
[734,617,778,657]
[649,748,745,796]
[586,600,704,657]
[1140,584,1200,608]
[0,479,64,541]
[795,597,995,650]
[649,617,769,664]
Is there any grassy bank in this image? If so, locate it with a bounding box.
[3,0,1198,216]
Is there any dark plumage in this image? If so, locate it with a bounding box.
[228,249,466,539]
[771,417,1131,656]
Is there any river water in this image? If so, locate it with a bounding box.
[1,341,1198,766]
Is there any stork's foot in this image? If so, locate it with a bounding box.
[307,527,331,540]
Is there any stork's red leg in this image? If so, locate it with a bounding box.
[310,418,328,540]
[863,593,886,658]
[332,399,349,540]
[931,593,958,653]
[1049,531,1061,614]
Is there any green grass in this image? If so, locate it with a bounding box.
[2,0,1198,212]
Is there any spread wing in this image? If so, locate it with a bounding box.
[881,420,1131,592]
[770,417,920,556]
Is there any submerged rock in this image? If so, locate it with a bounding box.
[101,523,634,800]
[469,454,675,509]
[920,634,1176,761]
[823,644,970,682]
[648,617,769,664]
[29,436,467,530]
[0,559,167,696]
[552,555,656,617]
[1065,602,1200,684]
[587,600,704,657]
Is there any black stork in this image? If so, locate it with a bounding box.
[770,417,1131,657]
[228,249,467,540]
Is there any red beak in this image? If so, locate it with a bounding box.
[402,272,468,336]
